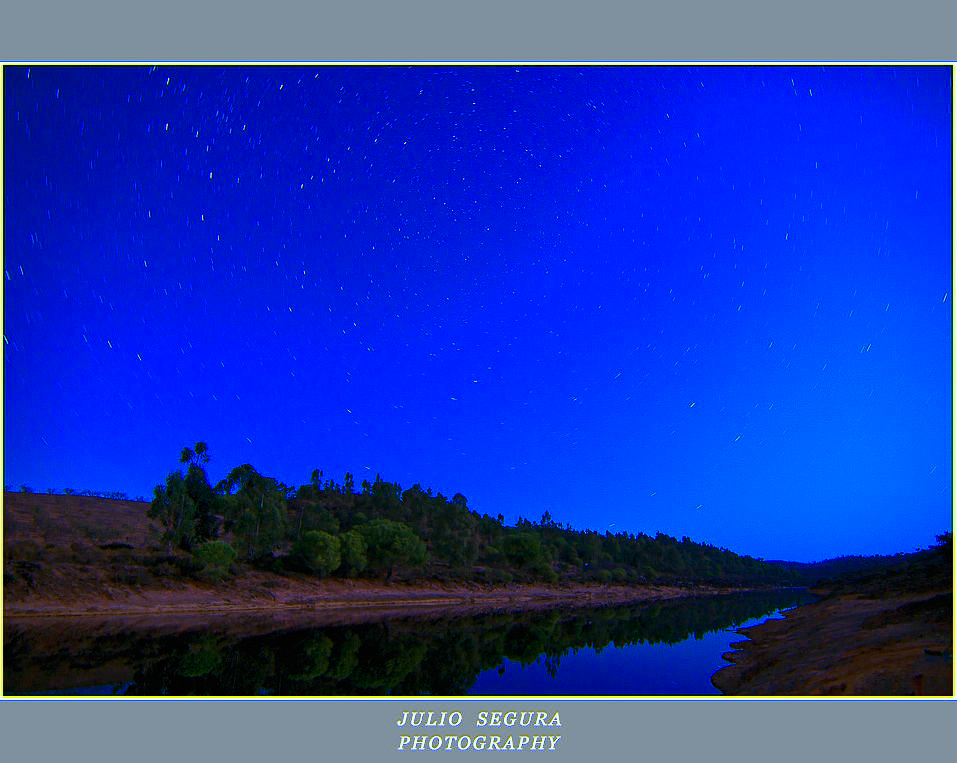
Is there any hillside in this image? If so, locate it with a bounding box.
[4,492,156,549]
[6,462,806,591]
[2,491,754,618]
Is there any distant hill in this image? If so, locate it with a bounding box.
[762,532,951,596]
[766,554,920,587]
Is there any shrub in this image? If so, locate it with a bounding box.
[193,541,238,581]
[537,564,559,584]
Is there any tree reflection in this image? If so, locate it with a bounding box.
[6,590,815,695]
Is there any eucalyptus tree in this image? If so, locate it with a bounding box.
[216,464,288,560]
[180,441,219,542]
[148,470,197,552]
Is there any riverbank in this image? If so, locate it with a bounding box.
[711,589,952,695]
[4,564,742,620]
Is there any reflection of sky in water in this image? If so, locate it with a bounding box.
[469,609,789,695]
[9,594,813,695]
[35,683,133,696]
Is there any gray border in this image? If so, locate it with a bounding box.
[1,698,956,760]
[1,2,954,763]
[0,0,956,62]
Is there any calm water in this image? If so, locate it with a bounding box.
[4,589,815,696]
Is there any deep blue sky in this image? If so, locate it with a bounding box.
[4,66,952,562]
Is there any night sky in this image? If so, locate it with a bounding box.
[4,65,952,563]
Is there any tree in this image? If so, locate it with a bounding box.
[339,529,367,576]
[368,474,401,514]
[146,443,219,551]
[356,519,427,581]
[430,499,478,568]
[217,464,287,560]
[180,441,210,468]
[293,530,341,576]
[148,470,197,551]
[186,464,220,541]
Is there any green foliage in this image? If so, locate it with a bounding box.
[326,632,362,681]
[357,519,428,580]
[180,441,210,465]
[536,563,559,583]
[293,500,339,537]
[218,464,287,560]
[144,448,808,588]
[193,541,237,581]
[293,530,341,576]
[184,463,219,542]
[480,568,513,584]
[339,529,368,576]
[177,635,223,677]
[502,532,543,569]
[289,635,334,681]
[350,635,428,690]
[148,470,197,551]
[148,443,220,550]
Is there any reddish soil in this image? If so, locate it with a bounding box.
[4,492,155,547]
[5,566,724,619]
[712,590,953,696]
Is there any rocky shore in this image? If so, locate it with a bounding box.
[711,589,952,695]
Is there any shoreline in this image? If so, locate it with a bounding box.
[3,574,756,621]
[711,589,953,696]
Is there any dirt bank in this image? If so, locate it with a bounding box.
[711,589,953,695]
[4,564,736,620]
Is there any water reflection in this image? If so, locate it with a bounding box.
[5,589,814,696]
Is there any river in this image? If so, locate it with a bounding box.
[4,589,815,696]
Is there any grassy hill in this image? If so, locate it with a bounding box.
[4,492,156,550]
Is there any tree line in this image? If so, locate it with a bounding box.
[148,442,803,587]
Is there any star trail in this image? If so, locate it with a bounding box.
[4,65,952,561]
